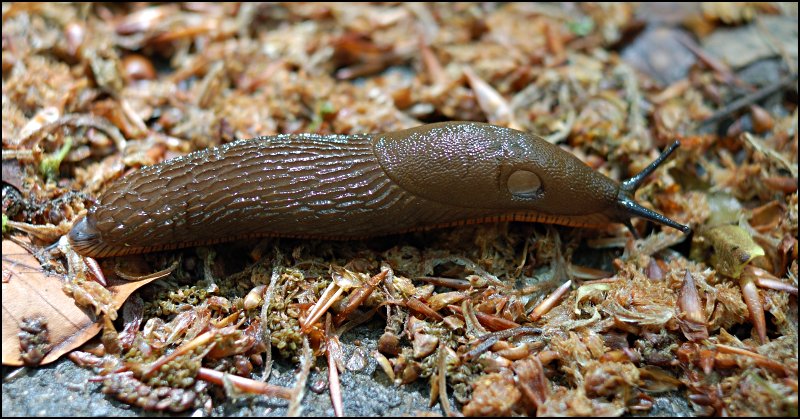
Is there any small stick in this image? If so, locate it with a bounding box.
[325,314,344,417]
[700,74,798,127]
[197,368,292,399]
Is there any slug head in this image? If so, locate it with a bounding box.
[373,122,689,233]
[614,140,691,235]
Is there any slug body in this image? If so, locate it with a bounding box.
[69,122,688,257]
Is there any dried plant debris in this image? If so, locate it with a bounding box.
[2,239,162,366]
[2,3,798,417]
[691,224,766,279]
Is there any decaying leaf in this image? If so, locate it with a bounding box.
[702,15,798,69]
[2,238,160,366]
[691,224,766,278]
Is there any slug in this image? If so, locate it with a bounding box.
[68,122,689,258]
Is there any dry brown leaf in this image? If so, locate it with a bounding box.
[2,238,160,366]
[690,224,766,278]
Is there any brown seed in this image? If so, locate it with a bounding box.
[750,105,774,133]
[243,285,266,310]
[646,258,664,280]
[740,270,767,344]
[412,332,439,359]
[64,22,85,57]
[378,332,400,356]
[678,270,708,341]
[122,54,156,81]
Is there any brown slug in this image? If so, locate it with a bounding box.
[68,122,690,258]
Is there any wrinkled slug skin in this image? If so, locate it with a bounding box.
[69,122,621,257]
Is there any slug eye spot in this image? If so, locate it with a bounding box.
[507,170,542,198]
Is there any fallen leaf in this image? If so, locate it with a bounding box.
[702,15,798,69]
[621,27,696,85]
[2,238,160,366]
[690,224,766,278]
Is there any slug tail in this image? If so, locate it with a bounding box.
[617,141,691,234]
[68,214,113,258]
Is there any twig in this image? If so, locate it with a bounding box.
[260,249,283,382]
[197,368,292,399]
[699,74,798,127]
[437,343,455,417]
[326,314,344,417]
[677,36,739,85]
[463,326,543,361]
[529,280,572,321]
[288,335,313,416]
[414,276,471,290]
